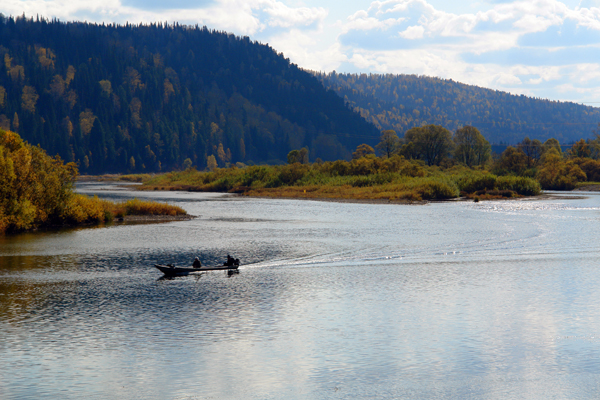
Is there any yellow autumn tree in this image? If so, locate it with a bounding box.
[0,86,5,108]
[21,86,39,113]
[79,109,96,135]
[65,65,76,85]
[36,46,56,69]
[206,155,218,171]
[65,89,78,109]
[3,53,11,69]
[0,115,9,131]
[4,54,25,83]
[49,75,66,98]
[0,129,78,233]
[99,80,112,97]
[129,98,142,128]
[217,143,230,166]
[62,117,73,137]
[124,67,142,91]
[163,78,175,103]
[239,137,246,160]
[12,112,19,130]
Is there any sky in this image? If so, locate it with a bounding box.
[3,0,600,105]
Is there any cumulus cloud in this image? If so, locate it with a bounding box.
[268,28,347,71]
[335,0,600,102]
[0,0,326,36]
[261,2,326,29]
[398,25,425,39]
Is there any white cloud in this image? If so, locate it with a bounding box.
[332,0,600,102]
[348,52,384,70]
[260,1,327,29]
[268,28,346,71]
[398,25,425,38]
[0,0,327,36]
[1,0,122,19]
[495,73,523,86]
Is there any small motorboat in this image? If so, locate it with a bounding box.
[155,263,239,276]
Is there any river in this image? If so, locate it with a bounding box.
[1,182,600,399]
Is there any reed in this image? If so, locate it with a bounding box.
[59,195,186,227]
[123,198,186,216]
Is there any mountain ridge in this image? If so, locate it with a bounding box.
[316,72,600,146]
[0,15,378,173]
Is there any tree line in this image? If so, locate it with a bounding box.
[316,72,600,146]
[352,124,600,191]
[0,15,378,174]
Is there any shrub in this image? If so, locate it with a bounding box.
[239,166,271,187]
[496,176,541,196]
[278,163,310,185]
[538,158,587,190]
[326,160,351,176]
[124,198,186,216]
[456,173,497,193]
[414,179,460,200]
[351,173,395,187]
[575,159,600,182]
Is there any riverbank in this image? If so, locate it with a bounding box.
[241,189,582,206]
[574,183,600,191]
[126,159,542,202]
[117,214,195,222]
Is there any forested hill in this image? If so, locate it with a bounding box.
[0,16,378,173]
[316,72,600,145]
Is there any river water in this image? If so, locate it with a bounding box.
[1,183,600,399]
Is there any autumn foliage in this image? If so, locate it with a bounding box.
[0,129,186,234]
[0,128,78,232]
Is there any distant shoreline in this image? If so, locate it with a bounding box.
[241,191,584,205]
[119,214,195,222]
[80,176,585,205]
[80,173,595,206]
[574,184,600,192]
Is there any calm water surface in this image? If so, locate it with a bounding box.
[1,183,600,399]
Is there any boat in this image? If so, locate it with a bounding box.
[155,263,239,276]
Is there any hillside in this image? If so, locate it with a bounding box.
[316,72,600,145]
[0,16,378,173]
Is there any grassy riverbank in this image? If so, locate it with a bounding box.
[64,196,187,224]
[0,129,186,234]
[135,156,541,201]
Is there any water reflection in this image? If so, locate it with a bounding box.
[2,184,600,398]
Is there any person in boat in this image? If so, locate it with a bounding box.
[225,254,233,267]
[193,257,201,269]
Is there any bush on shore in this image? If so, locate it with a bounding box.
[0,129,186,234]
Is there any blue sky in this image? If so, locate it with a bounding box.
[3,0,600,105]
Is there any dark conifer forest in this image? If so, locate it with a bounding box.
[0,15,378,173]
[317,72,600,146]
